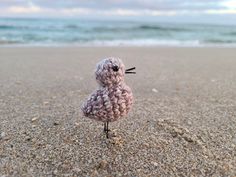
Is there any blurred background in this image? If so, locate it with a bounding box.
[0,0,236,46]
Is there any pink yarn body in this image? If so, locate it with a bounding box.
[82,57,133,122]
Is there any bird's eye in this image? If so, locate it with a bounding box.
[112,65,119,72]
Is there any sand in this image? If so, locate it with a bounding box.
[0,47,236,176]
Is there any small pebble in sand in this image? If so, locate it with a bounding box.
[1,132,5,139]
[31,117,38,122]
[53,122,59,126]
[211,79,216,82]
[187,120,192,125]
[73,167,81,173]
[152,162,158,167]
[152,88,158,93]
[25,136,31,141]
[142,142,150,148]
[43,101,49,105]
[99,160,108,169]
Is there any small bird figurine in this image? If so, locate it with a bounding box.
[82,57,135,138]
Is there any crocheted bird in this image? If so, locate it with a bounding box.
[82,57,135,138]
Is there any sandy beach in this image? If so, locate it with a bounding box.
[0,47,236,176]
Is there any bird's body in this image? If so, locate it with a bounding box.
[82,57,135,137]
[82,83,133,122]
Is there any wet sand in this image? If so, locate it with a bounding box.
[0,47,236,176]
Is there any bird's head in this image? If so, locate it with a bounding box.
[95,57,135,86]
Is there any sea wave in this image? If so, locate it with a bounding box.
[222,32,236,36]
[1,18,236,46]
[138,25,190,32]
[0,25,21,30]
[67,24,191,33]
[203,39,236,44]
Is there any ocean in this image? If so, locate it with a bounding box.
[1,18,236,46]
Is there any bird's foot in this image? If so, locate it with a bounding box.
[103,128,111,132]
[104,129,111,138]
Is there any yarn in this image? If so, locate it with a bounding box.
[82,57,133,122]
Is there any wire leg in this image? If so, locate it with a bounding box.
[103,121,110,138]
[104,122,107,132]
[106,121,109,138]
[105,121,109,138]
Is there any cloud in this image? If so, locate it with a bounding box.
[61,8,92,16]
[0,0,236,17]
[8,3,42,13]
[221,0,236,9]
[205,9,236,14]
[0,0,226,10]
[33,0,223,11]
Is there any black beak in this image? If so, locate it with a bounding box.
[125,67,136,74]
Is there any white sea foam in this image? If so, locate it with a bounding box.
[87,39,201,47]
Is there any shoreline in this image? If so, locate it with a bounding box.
[1,44,236,48]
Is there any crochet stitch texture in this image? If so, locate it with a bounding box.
[82,57,133,122]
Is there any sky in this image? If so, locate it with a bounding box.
[0,0,236,24]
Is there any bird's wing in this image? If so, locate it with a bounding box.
[82,88,112,121]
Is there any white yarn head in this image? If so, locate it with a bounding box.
[95,57,125,87]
